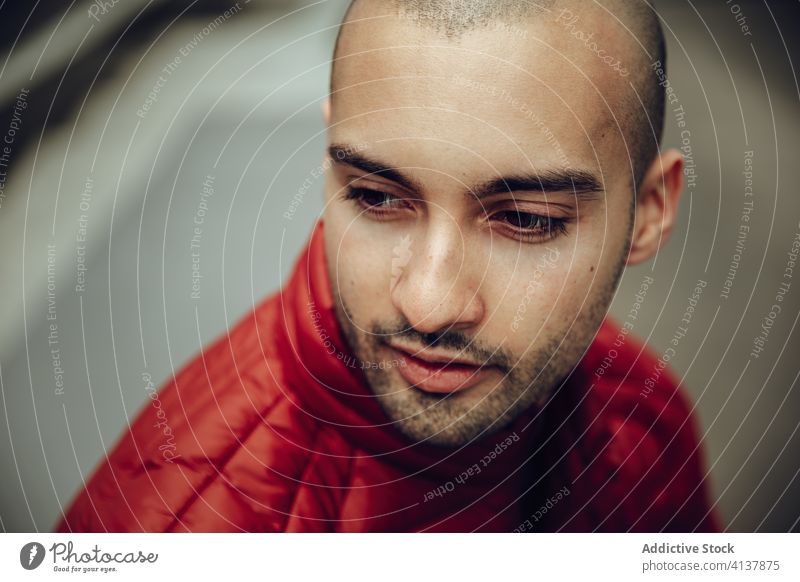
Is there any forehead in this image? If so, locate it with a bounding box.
[331,6,631,174]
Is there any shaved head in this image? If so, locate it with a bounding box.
[331,0,666,191]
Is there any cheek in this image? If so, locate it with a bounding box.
[482,243,611,338]
[576,195,633,257]
[482,253,571,333]
[323,212,395,319]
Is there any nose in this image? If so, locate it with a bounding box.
[390,222,485,333]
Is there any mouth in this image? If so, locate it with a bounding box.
[385,341,493,394]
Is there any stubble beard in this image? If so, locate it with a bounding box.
[327,278,616,448]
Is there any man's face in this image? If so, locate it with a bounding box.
[321,6,637,446]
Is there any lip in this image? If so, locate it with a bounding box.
[387,343,492,394]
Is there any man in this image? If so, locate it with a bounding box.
[57,0,720,532]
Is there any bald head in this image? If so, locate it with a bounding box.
[330,0,666,191]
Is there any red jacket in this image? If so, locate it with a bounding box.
[57,223,721,532]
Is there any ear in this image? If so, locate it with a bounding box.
[626,148,684,265]
[321,97,331,126]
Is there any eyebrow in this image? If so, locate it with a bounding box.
[328,143,604,199]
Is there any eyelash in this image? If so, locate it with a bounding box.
[344,187,410,215]
[343,186,570,243]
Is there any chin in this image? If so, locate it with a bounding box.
[370,378,519,447]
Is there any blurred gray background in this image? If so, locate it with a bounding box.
[0,0,797,532]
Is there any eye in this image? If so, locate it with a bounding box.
[344,187,412,217]
[491,210,569,242]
